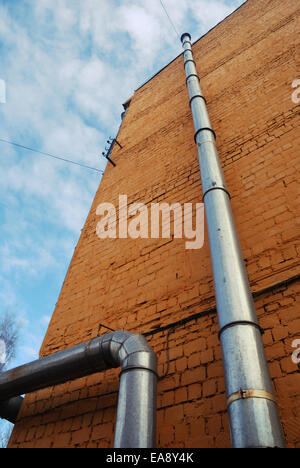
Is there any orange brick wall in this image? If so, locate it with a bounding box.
[9,0,300,448]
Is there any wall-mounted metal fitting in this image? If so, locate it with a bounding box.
[101,136,123,167]
[227,389,277,409]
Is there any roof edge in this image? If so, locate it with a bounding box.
[133,1,248,93]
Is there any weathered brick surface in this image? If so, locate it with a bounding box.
[9,0,300,448]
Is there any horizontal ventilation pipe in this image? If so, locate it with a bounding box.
[0,330,157,448]
[181,33,285,448]
[0,396,24,424]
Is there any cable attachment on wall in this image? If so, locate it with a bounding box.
[101,136,123,167]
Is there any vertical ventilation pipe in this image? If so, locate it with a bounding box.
[181,33,285,448]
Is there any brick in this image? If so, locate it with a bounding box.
[203,380,217,397]
[188,383,202,401]
[272,325,288,341]
[260,315,280,329]
[181,367,206,386]
[176,357,188,372]
[72,427,92,445]
[190,418,205,438]
[91,423,113,442]
[164,405,184,424]
[288,319,300,336]
[200,349,214,364]
[169,345,184,361]
[268,361,282,379]
[187,353,201,368]
[275,374,300,397]
[207,362,224,379]
[185,338,206,356]
[34,438,53,449]
[175,387,188,404]
[280,357,298,374]
[159,425,175,446]
[206,414,222,436]
[262,329,274,346]
[215,431,231,448]
[265,342,286,361]
[161,391,175,407]
[187,435,214,449]
[52,432,71,448]
[212,393,226,413]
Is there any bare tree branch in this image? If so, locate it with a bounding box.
[0,311,21,447]
[0,311,20,372]
[0,424,13,448]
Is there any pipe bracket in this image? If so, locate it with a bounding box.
[227,389,277,408]
[218,320,264,339]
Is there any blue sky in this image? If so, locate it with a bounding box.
[0,0,245,372]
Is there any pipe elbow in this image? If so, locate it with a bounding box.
[101,330,157,376]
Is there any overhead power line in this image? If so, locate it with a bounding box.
[0,138,104,174]
[159,0,181,40]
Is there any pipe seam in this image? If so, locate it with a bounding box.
[184,59,197,68]
[218,320,264,339]
[202,186,231,201]
[194,127,216,142]
[190,94,207,106]
[186,74,200,84]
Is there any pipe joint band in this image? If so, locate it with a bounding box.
[182,41,191,48]
[227,389,276,409]
[186,74,200,85]
[218,320,265,339]
[120,365,159,379]
[203,186,231,201]
[190,94,207,107]
[184,59,196,68]
[194,127,216,143]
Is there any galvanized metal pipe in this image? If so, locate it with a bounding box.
[0,330,157,448]
[181,33,285,448]
[0,396,23,424]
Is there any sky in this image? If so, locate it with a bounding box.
[0,0,245,373]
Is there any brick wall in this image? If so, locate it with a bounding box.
[9,0,300,448]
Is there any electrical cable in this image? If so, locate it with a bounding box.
[0,138,104,173]
[159,0,181,40]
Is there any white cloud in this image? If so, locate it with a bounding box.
[0,0,245,361]
[40,315,51,325]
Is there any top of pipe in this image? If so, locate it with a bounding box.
[181,32,191,43]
